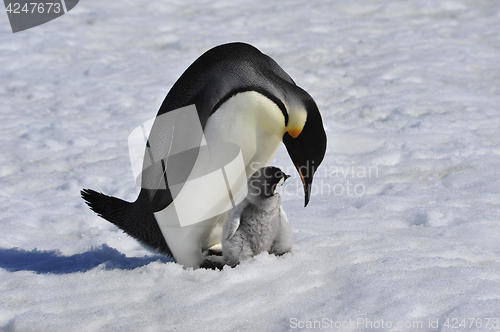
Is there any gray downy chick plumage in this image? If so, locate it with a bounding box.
[208,166,293,267]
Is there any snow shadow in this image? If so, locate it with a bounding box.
[0,244,173,274]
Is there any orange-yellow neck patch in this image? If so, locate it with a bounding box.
[288,128,302,138]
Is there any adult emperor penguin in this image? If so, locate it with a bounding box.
[81,42,327,268]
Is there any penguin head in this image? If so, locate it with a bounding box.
[282,88,327,207]
[247,166,290,203]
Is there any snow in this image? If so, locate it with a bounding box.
[1,0,500,331]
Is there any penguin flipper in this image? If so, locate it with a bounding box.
[224,200,249,240]
[81,189,173,257]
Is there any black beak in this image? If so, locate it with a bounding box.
[283,101,327,207]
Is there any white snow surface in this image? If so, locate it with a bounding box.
[1,0,500,331]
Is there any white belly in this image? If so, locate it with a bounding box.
[154,91,286,268]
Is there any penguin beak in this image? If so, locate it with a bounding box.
[282,103,327,207]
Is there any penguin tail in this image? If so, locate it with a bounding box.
[80,189,173,257]
[81,189,128,226]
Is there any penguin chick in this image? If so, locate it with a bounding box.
[206,166,292,268]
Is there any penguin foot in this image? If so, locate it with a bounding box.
[201,255,240,270]
[206,248,223,256]
[203,244,223,256]
[200,258,226,271]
